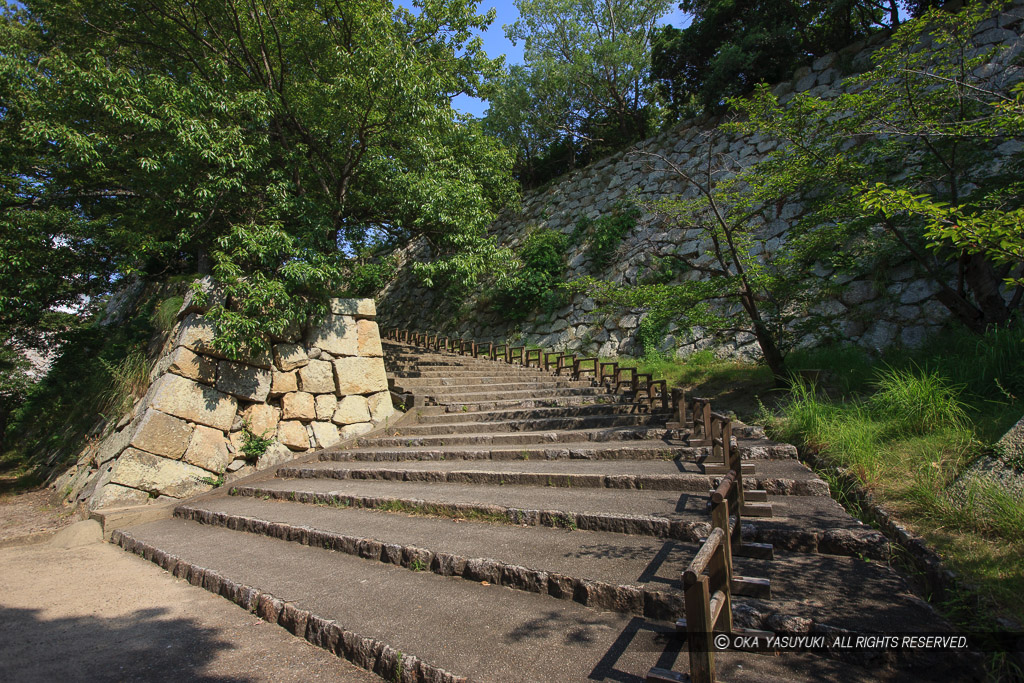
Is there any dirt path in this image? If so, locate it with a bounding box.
[0,485,77,545]
[0,521,382,682]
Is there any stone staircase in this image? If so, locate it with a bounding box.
[109,340,976,682]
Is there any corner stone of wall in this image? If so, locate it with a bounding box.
[56,293,396,511]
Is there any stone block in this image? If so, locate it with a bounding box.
[242,404,280,438]
[109,447,214,498]
[332,395,370,425]
[148,373,238,431]
[330,298,376,317]
[273,343,309,372]
[339,422,374,440]
[183,425,233,473]
[128,409,193,460]
[278,421,310,451]
[315,394,338,421]
[177,275,226,318]
[216,360,272,402]
[307,314,358,356]
[311,421,341,449]
[332,357,388,395]
[270,370,298,396]
[282,392,316,421]
[368,391,396,423]
[166,346,216,384]
[176,314,273,368]
[256,441,294,470]
[298,359,336,394]
[356,319,383,357]
[89,483,150,510]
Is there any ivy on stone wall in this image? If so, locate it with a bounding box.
[572,202,641,272]
[490,228,569,321]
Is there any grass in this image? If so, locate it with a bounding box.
[763,324,1024,643]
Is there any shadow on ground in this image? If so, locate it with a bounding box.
[0,605,247,682]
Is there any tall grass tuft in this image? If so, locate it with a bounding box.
[869,365,969,436]
[151,296,184,333]
[98,349,151,420]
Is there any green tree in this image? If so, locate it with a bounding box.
[487,0,672,185]
[1,0,516,356]
[736,4,1024,332]
[651,0,903,116]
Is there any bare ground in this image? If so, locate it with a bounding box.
[0,507,382,682]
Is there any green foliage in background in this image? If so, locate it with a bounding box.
[736,4,1024,334]
[0,0,516,359]
[572,202,641,272]
[490,228,569,321]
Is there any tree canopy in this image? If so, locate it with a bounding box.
[484,0,672,186]
[0,0,516,353]
[651,0,912,116]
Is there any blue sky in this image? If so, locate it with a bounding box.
[442,1,692,118]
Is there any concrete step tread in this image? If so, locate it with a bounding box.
[177,496,940,634]
[238,478,862,535]
[294,457,816,479]
[116,519,662,682]
[358,425,675,447]
[389,416,669,437]
[415,402,647,420]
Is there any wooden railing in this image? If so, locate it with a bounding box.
[647,417,774,683]
[386,328,677,412]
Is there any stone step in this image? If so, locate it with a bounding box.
[393,380,594,396]
[390,376,588,388]
[418,386,613,403]
[231,478,886,557]
[383,413,669,436]
[276,459,830,496]
[173,496,943,635]
[414,394,628,413]
[117,520,944,683]
[324,438,796,462]
[359,425,676,447]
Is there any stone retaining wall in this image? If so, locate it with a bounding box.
[54,287,396,510]
[378,4,1024,359]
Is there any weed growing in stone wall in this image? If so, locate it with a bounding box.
[572,202,641,272]
[490,228,569,321]
[240,420,275,463]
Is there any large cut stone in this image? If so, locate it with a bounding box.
[282,392,316,421]
[256,441,295,471]
[357,319,383,357]
[128,409,193,459]
[148,373,238,431]
[241,403,280,438]
[175,314,273,368]
[151,346,217,385]
[109,447,215,498]
[332,357,388,395]
[273,343,309,372]
[332,395,370,425]
[367,391,396,423]
[298,359,336,394]
[177,275,226,318]
[89,483,150,510]
[307,314,358,356]
[183,424,233,473]
[311,421,341,449]
[277,421,310,451]
[315,394,338,421]
[216,360,272,402]
[339,422,374,440]
[271,370,298,396]
[330,298,376,317]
